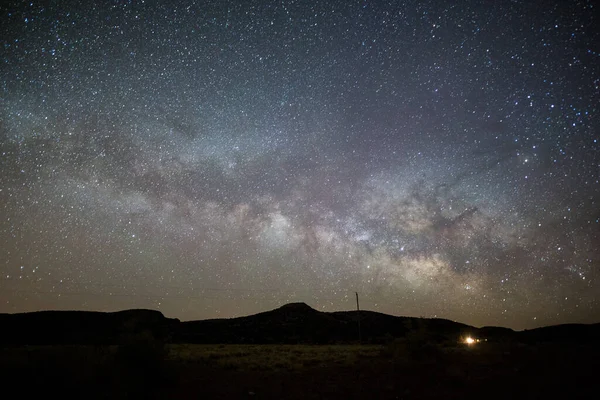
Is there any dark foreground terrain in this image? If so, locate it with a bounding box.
[1,304,598,399]
[1,340,598,399]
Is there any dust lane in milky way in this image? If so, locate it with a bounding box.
[1,0,598,329]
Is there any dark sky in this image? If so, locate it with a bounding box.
[1,0,598,329]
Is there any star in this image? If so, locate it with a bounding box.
[0,0,598,330]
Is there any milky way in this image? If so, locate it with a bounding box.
[1,0,598,329]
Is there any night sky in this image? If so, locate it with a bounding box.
[1,0,598,330]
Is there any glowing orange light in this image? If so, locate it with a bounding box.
[465,337,475,344]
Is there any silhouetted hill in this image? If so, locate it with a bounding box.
[477,326,516,342]
[0,309,179,345]
[519,323,600,343]
[176,302,350,344]
[1,304,597,345]
[175,303,477,344]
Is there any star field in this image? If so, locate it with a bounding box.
[1,0,598,329]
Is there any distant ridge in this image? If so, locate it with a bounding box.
[1,304,598,345]
[0,309,179,345]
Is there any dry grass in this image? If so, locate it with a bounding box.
[167,343,382,371]
[2,341,598,399]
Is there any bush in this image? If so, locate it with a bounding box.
[381,326,445,363]
[116,330,167,370]
[113,330,172,397]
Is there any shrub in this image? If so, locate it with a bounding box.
[113,330,172,396]
[116,330,167,370]
[381,326,445,363]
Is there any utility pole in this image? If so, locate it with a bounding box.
[355,292,362,343]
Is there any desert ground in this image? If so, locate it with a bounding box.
[1,338,597,399]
